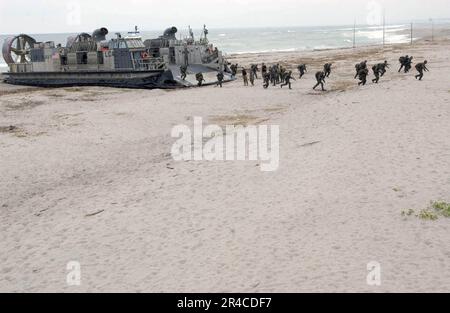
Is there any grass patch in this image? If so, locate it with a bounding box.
[402,201,450,221]
[401,209,415,217]
[431,201,450,217]
[417,209,439,221]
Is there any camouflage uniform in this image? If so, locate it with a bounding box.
[196,72,205,86]
[217,72,224,87]
[297,64,307,79]
[313,71,326,91]
[415,60,429,80]
[357,68,369,86]
[281,71,295,89]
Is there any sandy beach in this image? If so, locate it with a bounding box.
[1,38,450,292]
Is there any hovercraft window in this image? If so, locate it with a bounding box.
[77,52,88,65]
[97,52,104,65]
[60,55,68,66]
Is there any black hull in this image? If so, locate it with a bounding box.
[1,69,183,89]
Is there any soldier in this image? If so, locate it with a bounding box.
[281,71,296,89]
[275,64,281,84]
[415,60,429,80]
[180,65,188,80]
[230,64,238,77]
[223,62,231,74]
[404,56,413,73]
[242,68,249,86]
[280,66,287,84]
[216,71,224,88]
[313,71,327,91]
[297,64,307,79]
[270,66,277,86]
[398,55,408,72]
[263,72,271,89]
[196,72,205,87]
[357,68,369,86]
[354,60,367,79]
[262,63,267,76]
[378,60,389,77]
[251,64,259,79]
[249,69,255,86]
[372,64,381,83]
[323,63,332,77]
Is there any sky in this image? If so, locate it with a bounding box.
[0,0,449,34]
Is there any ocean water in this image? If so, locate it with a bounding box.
[0,23,434,72]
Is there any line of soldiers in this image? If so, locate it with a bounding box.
[228,63,297,89]
[188,54,429,89]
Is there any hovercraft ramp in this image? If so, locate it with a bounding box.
[169,64,234,87]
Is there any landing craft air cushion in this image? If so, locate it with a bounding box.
[1,26,234,89]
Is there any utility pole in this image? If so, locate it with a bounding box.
[382,10,386,48]
[410,22,413,45]
[431,18,434,42]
